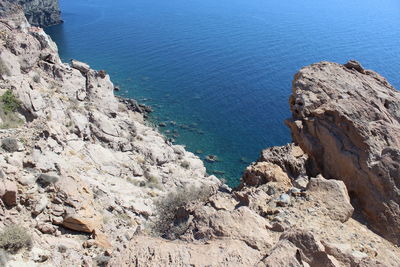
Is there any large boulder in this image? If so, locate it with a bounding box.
[286,61,400,244]
[242,161,292,188]
[109,236,262,267]
[307,176,354,222]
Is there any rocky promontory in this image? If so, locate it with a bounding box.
[18,0,61,27]
[0,0,399,266]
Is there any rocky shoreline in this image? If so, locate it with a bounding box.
[17,0,62,27]
[0,0,399,266]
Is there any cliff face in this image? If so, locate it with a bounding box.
[17,0,61,27]
[287,60,400,244]
[0,1,219,265]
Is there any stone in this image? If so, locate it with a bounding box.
[205,155,218,163]
[293,176,309,190]
[280,229,340,267]
[242,162,292,188]
[1,138,23,152]
[209,193,238,211]
[262,240,304,267]
[277,193,291,207]
[185,206,273,251]
[287,60,400,243]
[62,215,100,233]
[259,144,310,179]
[71,59,91,74]
[37,223,56,235]
[32,195,48,216]
[52,216,63,225]
[37,173,59,186]
[270,222,286,232]
[109,236,261,267]
[0,181,18,207]
[306,176,354,222]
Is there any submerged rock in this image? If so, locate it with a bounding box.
[205,154,218,163]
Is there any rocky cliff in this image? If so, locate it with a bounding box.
[0,0,399,266]
[287,60,400,244]
[17,0,61,27]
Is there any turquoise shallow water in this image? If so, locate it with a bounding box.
[46,0,400,186]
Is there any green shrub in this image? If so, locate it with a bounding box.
[153,185,213,239]
[0,89,20,114]
[0,225,32,253]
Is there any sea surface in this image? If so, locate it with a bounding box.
[46,0,400,186]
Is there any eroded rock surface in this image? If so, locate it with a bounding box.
[17,0,62,27]
[287,61,400,244]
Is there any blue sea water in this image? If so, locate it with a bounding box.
[46,0,400,186]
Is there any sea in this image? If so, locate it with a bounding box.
[46,0,400,186]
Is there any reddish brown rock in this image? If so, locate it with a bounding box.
[287,61,400,244]
[0,181,18,207]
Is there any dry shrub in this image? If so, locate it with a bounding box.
[153,184,213,239]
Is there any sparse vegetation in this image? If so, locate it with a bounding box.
[0,89,20,114]
[0,225,32,253]
[32,73,41,83]
[144,171,162,189]
[0,89,23,129]
[153,185,213,239]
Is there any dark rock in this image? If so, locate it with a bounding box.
[1,138,22,152]
[37,173,59,187]
[18,0,62,27]
[344,60,365,74]
[117,97,153,114]
[205,155,218,163]
[0,181,18,207]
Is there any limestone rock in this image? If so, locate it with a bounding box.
[185,206,272,251]
[259,144,310,179]
[109,236,262,267]
[62,215,99,233]
[262,240,305,267]
[307,176,354,222]
[70,59,90,74]
[242,161,292,188]
[287,60,400,243]
[280,229,340,267]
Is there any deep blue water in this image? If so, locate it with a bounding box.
[46,0,400,186]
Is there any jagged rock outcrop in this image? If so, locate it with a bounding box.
[286,60,400,244]
[17,0,61,27]
[0,1,219,265]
